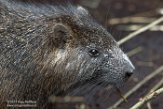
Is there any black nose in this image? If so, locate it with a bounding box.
[124,60,135,79]
[125,72,133,78]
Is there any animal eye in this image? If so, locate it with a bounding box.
[89,49,100,57]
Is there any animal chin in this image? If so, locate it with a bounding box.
[115,80,125,89]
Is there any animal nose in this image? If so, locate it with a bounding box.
[125,71,133,78]
[124,62,135,79]
[122,53,135,77]
[123,59,135,79]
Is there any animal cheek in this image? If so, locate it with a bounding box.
[65,61,77,71]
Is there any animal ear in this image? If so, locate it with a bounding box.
[48,23,70,49]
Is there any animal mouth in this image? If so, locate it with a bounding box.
[65,78,111,95]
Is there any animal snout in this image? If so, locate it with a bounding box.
[124,61,135,79]
[123,54,135,78]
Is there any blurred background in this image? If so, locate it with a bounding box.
[19,0,163,109]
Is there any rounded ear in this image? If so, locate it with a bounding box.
[48,23,71,49]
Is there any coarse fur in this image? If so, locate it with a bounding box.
[0,0,135,108]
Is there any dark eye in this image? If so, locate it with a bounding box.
[89,49,100,57]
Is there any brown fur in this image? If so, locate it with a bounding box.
[0,1,135,108]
